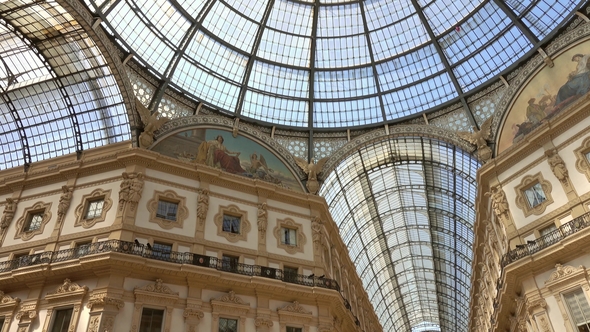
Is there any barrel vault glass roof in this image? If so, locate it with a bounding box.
[83,0,581,128]
[320,137,479,332]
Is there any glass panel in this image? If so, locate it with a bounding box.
[219,318,238,332]
[156,201,178,221]
[564,288,590,330]
[25,213,44,232]
[222,215,241,234]
[85,199,105,219]
[281,228,297,246]
[50,308,73,332]
[524,183,546,208]
[139,308,164,332]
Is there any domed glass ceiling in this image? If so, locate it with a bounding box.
[84,0,581,129]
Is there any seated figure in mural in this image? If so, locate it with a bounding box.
[550,53,590,113]
[196,135,246,174]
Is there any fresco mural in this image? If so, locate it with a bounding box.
[152,128,304,192]
[499,40,590,154]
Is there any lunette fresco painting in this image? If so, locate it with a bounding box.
[499,40,590,154]
[152,128,304,192]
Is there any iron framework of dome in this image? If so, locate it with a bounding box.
[84,0,581,130]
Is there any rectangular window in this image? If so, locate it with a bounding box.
[85,199,105,219]
[222,215,241,234]
[219,317,238,332]
[152,242,172,260]
[283,266,298,283]
[139,308,164,332]
[564,288,590,332]
[156,201,178,221]
[50,308,73,332]
[286,327,303,332]
[24,212,44,232]
[221,255,239,272]
[281,227,297,246]
[524,183,546,208]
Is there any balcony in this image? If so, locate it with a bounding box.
[501,211,590,267]
[0,240,340,291]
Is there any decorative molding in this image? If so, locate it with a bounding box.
[213,204,251,243]
[135,279,178,296]
[86,292,125,310]
[56,185,73,224]
[546,149,569,185]
[257,202,268,235]
[574,136,590,182]
[197,188,209,226]
[118,172,144,212]
[278,301,312,315]
[546,264,585,283]
[146,190,189,229]
[183,308,204,320]
[14,201,52,241]
[514,173,554,217]
[42,279,87,332]
[214,291,249,305]
[255,317,273,327]
[273,218,307,255]
[132,279,179,332]
[74,189,113,228]
[0,198,17,229]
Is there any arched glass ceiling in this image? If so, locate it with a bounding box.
[84,0,581,128]
[0,0,130,170]
[320,137,480,331]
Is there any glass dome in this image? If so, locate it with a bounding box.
[84,0,581,129]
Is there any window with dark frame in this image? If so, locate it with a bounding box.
[84,199,105,219]
[222,214,241,234]
[281,227,297,246]
[50,307,73,332]
[24,212,44,232]
[286,327,303,332]
[219,317,238,332]
[283,266,298,283]
[221,255,239,272]
[156,200,178,221]
[524,183,546,208]
[139,307,164,332]
[152,242,172,260]
[564,288,590,332]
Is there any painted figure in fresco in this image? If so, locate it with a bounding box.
[196,135,246,174]
[552,53,590,111]
[525,98,546,124]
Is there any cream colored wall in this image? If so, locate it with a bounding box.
[266,210,314,261]
[561,131,590,197]
[204,196,259,251]
[135,180,198,237]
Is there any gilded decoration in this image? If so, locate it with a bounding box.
[273,218,307,255]
[146,190,189,229]
[14,201,52,241]
[74,189,113,228]
[515,173,554,217]
[498,39,590,153]
[152,127,303,191]
[213,204,251,243]
[574,136,590,182]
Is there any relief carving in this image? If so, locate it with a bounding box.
[57,186,73,223]
[135,279,178,295]
[257,203,267,235]
[278,301,312,314]
[546,149,569,184]
[197,188,209,226]
[0,198,16,229]
[485,186,509,224]
[546,264,585,283]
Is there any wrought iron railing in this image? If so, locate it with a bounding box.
[0,240,340,291]
[501,211,590,267]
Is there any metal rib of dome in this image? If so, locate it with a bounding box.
[84,0,581,129]
[320,137,479,332]
[0,0,130,170]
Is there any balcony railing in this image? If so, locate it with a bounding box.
[501,211,590,267]
[0,240,339,291]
